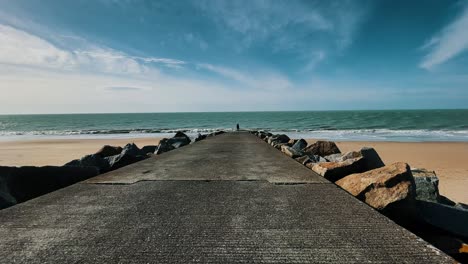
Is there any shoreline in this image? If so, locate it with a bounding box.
[0,136,467,204]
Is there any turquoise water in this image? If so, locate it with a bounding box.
[0,110,468,141]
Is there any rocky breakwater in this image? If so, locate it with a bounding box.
[0,131,225,210]
[252,130,468,262]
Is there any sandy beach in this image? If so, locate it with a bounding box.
[0,138,161,167]
[0,137,467,204]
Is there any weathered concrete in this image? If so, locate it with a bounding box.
[0,132,452,263]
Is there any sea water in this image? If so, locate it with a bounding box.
[0,110,467,142]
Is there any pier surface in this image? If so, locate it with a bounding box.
[0,132,452,263]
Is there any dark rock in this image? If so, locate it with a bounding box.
[438,195,457,206]
[64,154,110,173]
[194,133,207,142]
[167,137,190,148]
[273,143,288,150]
[280,145,303,158]
[292,139,308,151]
[411,168,439,202]
[311,157,366,182]
[360,147,385,170]
[295,155,313,165]
[336,162,414,210]
[287,139,298,146]
[174,131,191,141]
[455,203,468,211]
[303,141,341,156]
[122,143,145,156]
[105,143,148,170]
[94,145,123,158]
[155,138,176,154]
[141,145,158,155]
[268,134,290,145]
[416,200,468,238]
[0,166,99,209]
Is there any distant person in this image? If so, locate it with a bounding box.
[236,123,240,131]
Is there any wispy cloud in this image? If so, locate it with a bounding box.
[195,0,370,70]
[420,4,468,70]
[0,24,184,75]
[197,63,292,91]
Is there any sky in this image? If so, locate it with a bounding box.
[0,0,467,114]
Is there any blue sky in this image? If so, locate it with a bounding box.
[0,0,467,113]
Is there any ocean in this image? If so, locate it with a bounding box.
[0,110,467,142]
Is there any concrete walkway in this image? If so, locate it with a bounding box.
[0,132,452,263]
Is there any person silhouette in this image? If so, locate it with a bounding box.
[236,123,240,131]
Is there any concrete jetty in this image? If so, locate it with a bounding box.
[0,132,452,263]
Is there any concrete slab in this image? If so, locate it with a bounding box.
[0,132,452,263]
[0,181,451,263]
[86,132,328,184]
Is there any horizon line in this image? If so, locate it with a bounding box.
[1,108,467,116]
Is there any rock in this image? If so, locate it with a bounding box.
[438,195,456,206]
[312,155,328,163]
[168,132,191,148]
[311,157,366,182]
[303,141,340,156]
[295,155,313,165]
[416,200,468,238]
[288,139,298,146]
[124,143,145,156]
[141,145,158,154]
[268,134,290,145]
[280,145,303,158]
[194,133,207,142]
[324,153,343,162]
[94,145,123,158]
[411,168,439,202]
[174,131,190,141]
[335,162,414,210]
[105,143,148,170]
[339,151,361,161]
[359,147,385,170]
[455,203,468,211]
[273,143,288,150]
[155,138,176,154]
[0,166,99,210]
[292,139,308,151]
[258,133,267,139]
[64,154,111,173]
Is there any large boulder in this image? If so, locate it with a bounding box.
[166,132,191,148]
[94,145,123,158]
[141,145,158,155]
[64,154,111,173]
[360,147,385,170]
[335,162,414,210]
[0,166,99,210]
[311,157,366,182]
[303,141,340,156]
[280,145,303,158]
[105,143,148,170]
[292,139,308,151]
[411,168,439,202]
[323,147,384,171]
[268,134,290,145]
[155,138,176,154]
